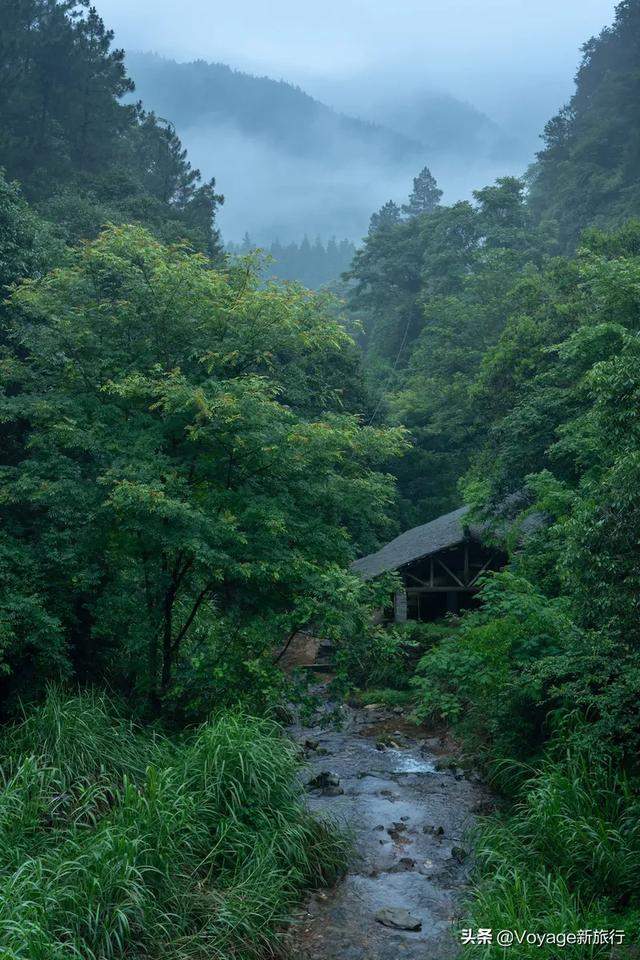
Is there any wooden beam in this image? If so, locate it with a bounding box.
[406,572,429,588]
[435,556,465,588]
[469,555,495,587]
[406,586,479,594]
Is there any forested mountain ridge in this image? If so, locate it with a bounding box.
[125,51,523,245]
[529,0,640,248]
[370,89,522,165]
[126,52,421,163]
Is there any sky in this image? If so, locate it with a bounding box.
[96,0,617,128]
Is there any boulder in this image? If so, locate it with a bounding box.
[375,907,422,931]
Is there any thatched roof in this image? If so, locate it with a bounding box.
[352,506,484,581]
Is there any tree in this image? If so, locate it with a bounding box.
[0,225,405,714]
[0,0,223,255]
[402,166,442,218]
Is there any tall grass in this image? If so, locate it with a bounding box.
[0,690,347,959]
[463,747,640,958]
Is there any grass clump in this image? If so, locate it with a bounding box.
[0,689,348,959]
[352,688,414,709]
[463,747,640,958]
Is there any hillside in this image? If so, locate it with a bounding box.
[529,0,640,248]
[124,52,525,244]
[125,52,421,164]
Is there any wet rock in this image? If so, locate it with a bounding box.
[418,859,434,875]
[322,785,344,797]
[400,815,410,822]
[307,771,340,790]
[423,824,445,836]
[304,738,320,751]
[373,824,385,831]
[374,907,422,931]
[389,856,415,872]
[451,846,468,863]
[434,757,456,772]
[386,821,408,841]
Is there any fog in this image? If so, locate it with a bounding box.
[96,0,618,244]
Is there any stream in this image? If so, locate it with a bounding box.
[287,698,490,959]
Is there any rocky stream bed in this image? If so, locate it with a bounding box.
[287,698,491,959]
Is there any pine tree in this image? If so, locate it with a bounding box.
[369,200,402,233]
[402,167,443,218]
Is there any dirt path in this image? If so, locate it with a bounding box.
[287,699,489,960]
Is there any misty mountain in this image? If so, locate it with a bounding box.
[373,90,523,164]
[125,51,527,244]
[126,52,421,164]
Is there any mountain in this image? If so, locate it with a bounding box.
[529,0,640,250]
[125,53,421,165]
[124,52,527,245]
[373,90,523,164]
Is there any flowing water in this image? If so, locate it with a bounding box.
[287,699,490,959]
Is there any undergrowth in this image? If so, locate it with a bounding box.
[0,689,348,959]
[462,747,640,958]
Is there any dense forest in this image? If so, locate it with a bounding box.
[346,0,640,951]
[2,0,640,957]
[227,234,357,289]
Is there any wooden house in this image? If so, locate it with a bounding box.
[352,506,506,622]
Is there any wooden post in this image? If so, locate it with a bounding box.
[394,589,408,623]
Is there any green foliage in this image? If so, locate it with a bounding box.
[463,747,640,958]
[349,175,553,524]
[0,224,405,715]
[0,689,348,959]
[530,0,640,249]
[0,0,222,254]
[412,573,576,765]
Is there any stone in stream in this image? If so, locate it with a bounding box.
[423,824,445,836]
[322,785,344,797]
[386,821,409,842]
[306,771,340,790]
[388,856,415,872]
[451,846,468,863]
[304,738,320,751]
[374,907,422,931]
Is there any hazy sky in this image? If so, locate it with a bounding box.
[96,0,617,126]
